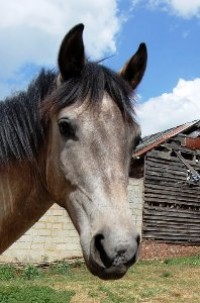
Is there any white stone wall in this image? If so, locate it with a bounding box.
[0,178,144,264]
[0,205,82,264]
[128,178,144,235]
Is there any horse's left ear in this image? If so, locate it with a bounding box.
[58,23,85,82]
[120,43,147,89]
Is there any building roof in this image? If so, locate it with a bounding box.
[132,120,199,158]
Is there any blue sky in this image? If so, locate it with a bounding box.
[112,1,200,101]
[0,0,200,136]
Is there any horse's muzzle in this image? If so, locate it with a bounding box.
[88,229,140,280]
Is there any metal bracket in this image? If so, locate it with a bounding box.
[173,150,200,186]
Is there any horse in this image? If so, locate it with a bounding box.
[0,24,147,280]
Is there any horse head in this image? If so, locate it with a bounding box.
[43,24,147,280]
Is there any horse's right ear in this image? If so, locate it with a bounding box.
[58,24,85,82]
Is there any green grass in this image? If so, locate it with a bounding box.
[0,256,199,303]
[163,255,200,266]
[0,285,74,303]
[0,265,18,281]
[49,260,70,275]
[22,265,42,280]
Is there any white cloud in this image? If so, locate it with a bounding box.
[134,0,200,18]
[136,78,200,136]
[151,0,200,18]
[0,0,121,99]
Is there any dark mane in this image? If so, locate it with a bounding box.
[0,69,55,165]
[0,63,135,165]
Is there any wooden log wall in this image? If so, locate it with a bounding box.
[143,137,200,245]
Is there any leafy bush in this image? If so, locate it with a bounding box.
[0,285,74,303]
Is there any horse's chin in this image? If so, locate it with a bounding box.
[89,262,127,280]
[82,253,128,280]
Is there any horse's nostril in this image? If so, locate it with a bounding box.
[116,249,126,256]
[136,234,141,246]
[94,234,113,267]
[93,232,140,269]
[94,234,104,252]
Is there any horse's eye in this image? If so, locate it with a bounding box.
[131,135,142,153]
[134,135,142,147]
[58,118,76,140]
